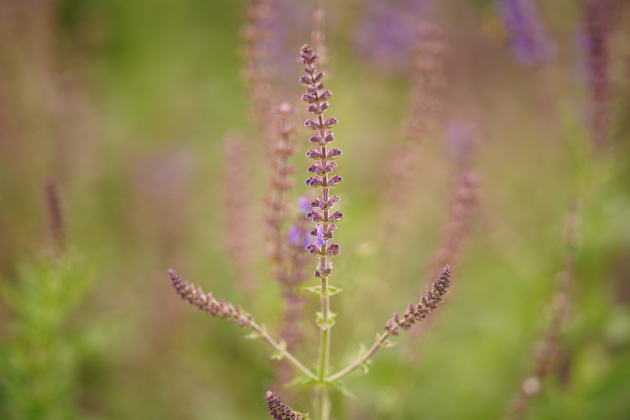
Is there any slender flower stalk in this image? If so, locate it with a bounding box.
[503,204,578,420]
[400,22,447,147]
[397,125,480,363]
[426,122,480,282]
[222,135,256,292]
[45,174,66,255]
[426,173,479,278]
[265,103,298,283]
[382,22,447,250]
[241,0,278,143]
[265,391,310,419]
[274,199,312,388]
[168,269,317,382]
[582,0,615,151]
[326,265,452,382]
[297,44,343,420]
[311,0,328,71]
[263,105,309,388]
[280,197,312,350]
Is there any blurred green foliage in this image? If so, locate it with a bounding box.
[0,0,629,419]
[0,253,95,420]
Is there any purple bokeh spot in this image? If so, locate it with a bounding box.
[288,226,311,248]
[496,0,556,67]
[354,0,434,74]
[297,195,310,212]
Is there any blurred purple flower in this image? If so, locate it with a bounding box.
[297,195,310,212]
[355,0,434,74]
[288,225,310,248]
[287,225,300,245]
[496,0,556,66]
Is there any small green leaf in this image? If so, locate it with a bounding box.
[285,374,317,389]
[246,325,267,339]
[270,341,287,360]
[357,344,372,373]
[325,285,343,296]
[305,285,343,297]
[330,381,356,399]
[381,339,396,348]
[243,331,261,340]
[374,333,396,347]
[315,311,337,330]
[305,286,324,296]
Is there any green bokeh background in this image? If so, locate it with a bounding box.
[1,0,629,419]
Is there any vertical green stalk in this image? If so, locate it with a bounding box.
[316,110,332,420]
[315,383,331,420]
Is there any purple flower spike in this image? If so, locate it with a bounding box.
[265,391,308,419]
[298,44,344,279]
[496,0,556,67]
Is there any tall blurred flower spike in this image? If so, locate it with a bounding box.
[275,196,312,388]
[265,391,309,419]
[401,22,447,145]
[404,122,480,352]
[382,22,447,250]
[496,0,556,66]
[45,174,66,254]
[263,104,312,388]
[427,122,481,280]
[222,134,256,292]
[265,103,298,283]
[240,0,278,144]
[311,0,328,71]
[582,0,615,151]
[502,202,578,420]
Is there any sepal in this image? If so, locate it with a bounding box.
[270,340,287,360]
[305,285,343,296]
[315,311,337,330]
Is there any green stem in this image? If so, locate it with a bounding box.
[321,385,331,420]
[250,321,318,381]
[314,384,331,420]
[314,111,333,418]
[326,330,393,383]
[316,258,332,419]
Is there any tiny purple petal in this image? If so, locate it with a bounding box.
[315,225,326,245]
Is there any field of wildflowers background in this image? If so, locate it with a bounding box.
[1,0,630,419]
